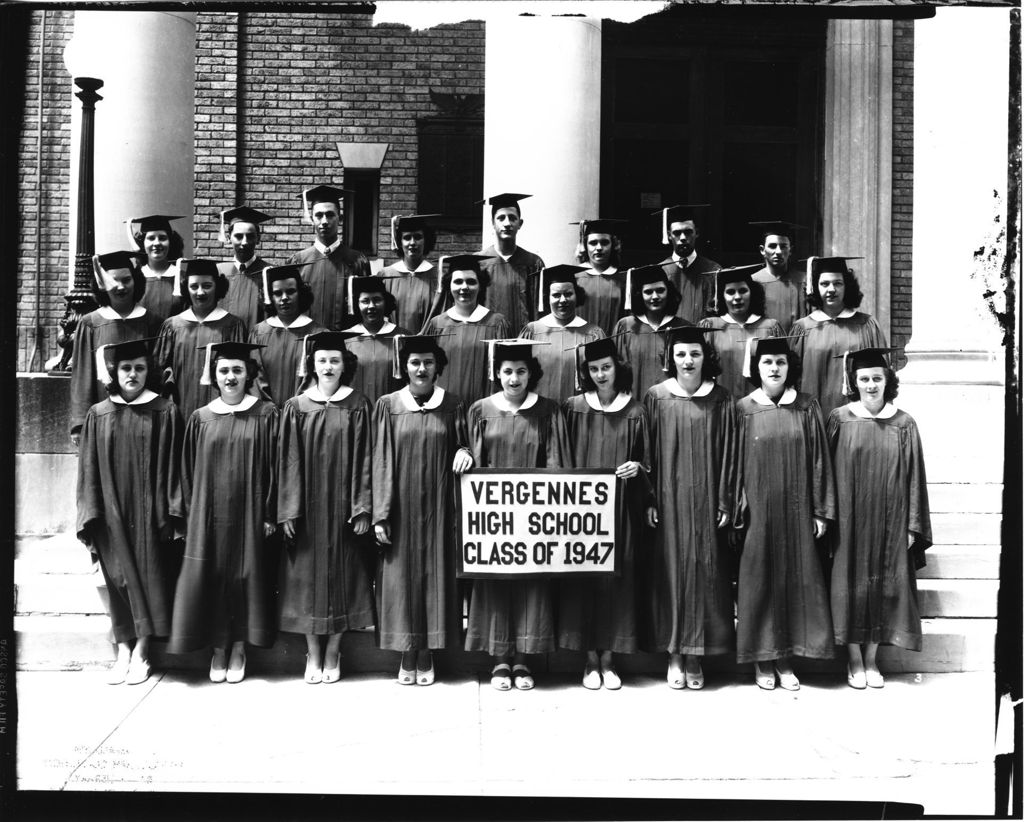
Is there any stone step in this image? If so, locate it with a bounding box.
[931,512,1001,545]
[926,483,1003,514]
[917,578,998,618]
[15,613,994,676]
[916,544,1000,580]
[15,575,108,616]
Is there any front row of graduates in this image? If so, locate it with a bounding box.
[77,324,931,691]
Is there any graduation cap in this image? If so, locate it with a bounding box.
[475,193,531,215]
[712,263,763,314]
[95,336,158,386]
[659,325,722,373]
[390,334,453,379]
[125,214,184,247]
[92,250,144,292]
[436,253,494,294]
[176,258,223,297]
[220,206,272,244]
[623,262,674,312]
[537,263,588,312]
[294,331,363,380]
[653,204,710,246]
[570,218,628,249]
[260,261,316,306]
[198,341,266,386]
[801,256,864,295]
[833,346,897,396]
[390,213,442,251]
[483,337,551,384]
[347,274,404,309]
[749,220,804,242]
[301,185,351,225]
[744,333,804,380]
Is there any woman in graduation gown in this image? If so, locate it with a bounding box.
[129,214,185,321]
[612,263,692,399]
[76,338,183,685]
[699,264,783,399]
[520,265,605,402]
[643,326,737,689]
[343,276,411,406]
[249,264,327,407]
[169,341,278,682]
[69,251,164,445]
[373,336,473,685]
[733,337,836,690]
[465,340,572,690]
[424,254,510,407]
[791,256,887,420]
[379,213,441,334]
[828,348,932,689]
[277,331,374,684]
[560,338,656,689]
[572,219,629,335]
[154,259,247,421]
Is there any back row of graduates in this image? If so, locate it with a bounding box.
[76,214,932,691]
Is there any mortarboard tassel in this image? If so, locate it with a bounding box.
[296,334,312,379]
[624,268,633,312]
[261,266,273,306]
[741,333,755,379]
[91,255,115,292]
[302,188,314,226]
[661,208,669,246]
[390,215,400,252]
[219,209,229,244]
[199,342,214,386]
[392,334,405,380]
[125,218,137,250]
[537,268,547,314]
[172,259,183,297]
[841,350,851,397]
[95,344,112,386]
[487,339,496,390]
[805,256,818,296]
[436,256,448,294]
[346,275,354,315]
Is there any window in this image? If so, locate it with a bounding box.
[417,115,484,230]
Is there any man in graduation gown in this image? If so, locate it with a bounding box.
[750,220,807,333]
[287,184,371,331]
[653,204,720,324]
[477,193,545,335]
[218,205,274,332]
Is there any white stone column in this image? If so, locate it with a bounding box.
[482,16,602,264]
[64,10,196,284]
[822,19,893,339]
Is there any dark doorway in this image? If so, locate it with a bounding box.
[601,9,825,267]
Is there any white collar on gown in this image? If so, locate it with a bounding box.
[109,389,158,406]
[638,314,677,330]
[539,313,587,329]
[208,394,259,414]
[585,266,618,277]
[314,238,342,256]
[847,400,897,419]
[672,251,698,267]
[446,304,489,323]
[748,386,798,406]
[266,314,313,329]
[721,313,762,326]
[490,391,539,413]
[142,262,177,279]
[397,385,445,411]
[347,321,396,336]
[179,307,228,323]
[393,259,433,274]
[660,378,715,398]
[583,391,631,412]
[808,308,857,321]
[96,305,146,320]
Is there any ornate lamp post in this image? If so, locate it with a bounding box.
[51,76,103,372]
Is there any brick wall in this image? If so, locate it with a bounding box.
[891,19,914,363]
[192,11,486,267]
[16,9,74,373]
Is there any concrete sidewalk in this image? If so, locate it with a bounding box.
[16,668,994,815]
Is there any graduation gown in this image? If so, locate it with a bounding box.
[218,257,269,333]
[699,315,783,401]
[559,393,652,653]
[791,309,888,420]
[464,392,571,656]
[828,403,932,650]
[137,264,181,322]
[168,396,279,652]
[249,315,328,408]
[277,386,375,635]
[576,267,626,335]
[68,305,163,435]
[379,261,438,334]
[643,380,736,656]
[612,314,692,400]
[343,321,410,406]
[520,315,605,403]
[76,391,183,642]
[425,306,511,408]
[478,245,545,336]
[373,387,469,650]
[287,243,371,331]
[658,254,719,324]
[154,307,248,422]
[733,388,836,662]
[752,265,806,333]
